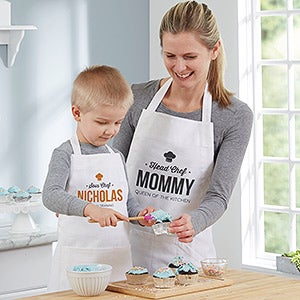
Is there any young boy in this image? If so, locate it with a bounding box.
[43,65,154,292]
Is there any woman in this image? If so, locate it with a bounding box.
[113,1,253,273]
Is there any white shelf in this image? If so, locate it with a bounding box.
[0,1,37,67]
[0,25,37,30]
[0,26,37,67]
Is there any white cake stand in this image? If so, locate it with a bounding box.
[0,198,42,234]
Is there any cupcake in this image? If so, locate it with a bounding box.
[8,185,21,195]
[176,262,199,285]
[168,256,184,274]
[153,267,176,288]
[151,209,173,235]
[26,185,42,201]
[0,187,9,203]
[12,191,32,202]
[125,266,149,285]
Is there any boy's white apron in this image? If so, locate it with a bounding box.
[48,136,132,292]
[126,78,216,273]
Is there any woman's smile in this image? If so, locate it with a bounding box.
[174,71,194,79]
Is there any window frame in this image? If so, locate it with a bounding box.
[239,0,300,270]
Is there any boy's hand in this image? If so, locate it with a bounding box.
[137,206,156,227]
[84,204,129,227]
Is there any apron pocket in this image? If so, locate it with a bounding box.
[130,225,216,274]
[130,226,178,274]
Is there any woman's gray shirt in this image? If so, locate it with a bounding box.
[112,79,253,235]
[42,141,142,218]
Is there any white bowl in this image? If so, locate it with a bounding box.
[201,258,227,278]
[67,263,112,296]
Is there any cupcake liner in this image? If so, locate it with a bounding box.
[125,273,148,285]
[153,277,176,288]
[176,273,198,285]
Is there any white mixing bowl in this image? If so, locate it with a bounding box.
[66,263,112,296]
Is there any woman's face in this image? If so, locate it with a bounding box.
[161,31,219,88]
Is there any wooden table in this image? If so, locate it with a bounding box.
[21,269,300,300]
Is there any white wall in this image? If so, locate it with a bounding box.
[0,3,150,296]
[0,0,149,228]
[0,0,243,276]
[149,0,242,269]
[0,0,149,187]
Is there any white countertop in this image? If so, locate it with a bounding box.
[0,197,58,250]
[0,226,57,251]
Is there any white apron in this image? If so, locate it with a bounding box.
[47,136,132,292]
[126,78,216,273]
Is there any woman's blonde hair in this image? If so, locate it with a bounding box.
[71,65,133,112]
[159,1,233,107]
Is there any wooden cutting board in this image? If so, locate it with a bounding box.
[107,275,233,299]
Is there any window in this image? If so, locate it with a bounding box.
[239,0,300,269]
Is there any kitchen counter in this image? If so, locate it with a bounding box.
[0,206,57,296]
[21,268,300,300]
[0,226,57,250]
[0,199,57,250]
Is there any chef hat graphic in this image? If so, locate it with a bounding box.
[95,172,103,181]
[164,151,176,163]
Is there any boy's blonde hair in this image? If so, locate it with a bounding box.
[71,65,133,112]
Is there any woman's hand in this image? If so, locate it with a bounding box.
[84,203,128,227]
[137,206,156,226]
[168,213,195,243]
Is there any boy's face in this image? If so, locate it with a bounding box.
[72,103,127,146]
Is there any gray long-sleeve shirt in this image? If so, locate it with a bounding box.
[112,79,253,234]
[42,140,142,218]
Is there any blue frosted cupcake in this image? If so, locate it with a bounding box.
[126,266,149,285]
[26,185,42,201]
[176,262,199,285]
[12,191,31,202]
[8,185,21,195]
[0,187,9,203]
[153,267,176,288]
[151,209,173,235]
[168,256,184,274]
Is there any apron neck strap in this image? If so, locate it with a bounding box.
[70,135,115,155]
[105,144,114,153]
[202,82,212,123]
[147,78,172,111]
[70,135,81,155]
[147,78,212,122]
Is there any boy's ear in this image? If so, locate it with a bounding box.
[72,105,81,121]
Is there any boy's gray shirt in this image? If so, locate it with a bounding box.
[42,141,142,218]
[112,79,253,234]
